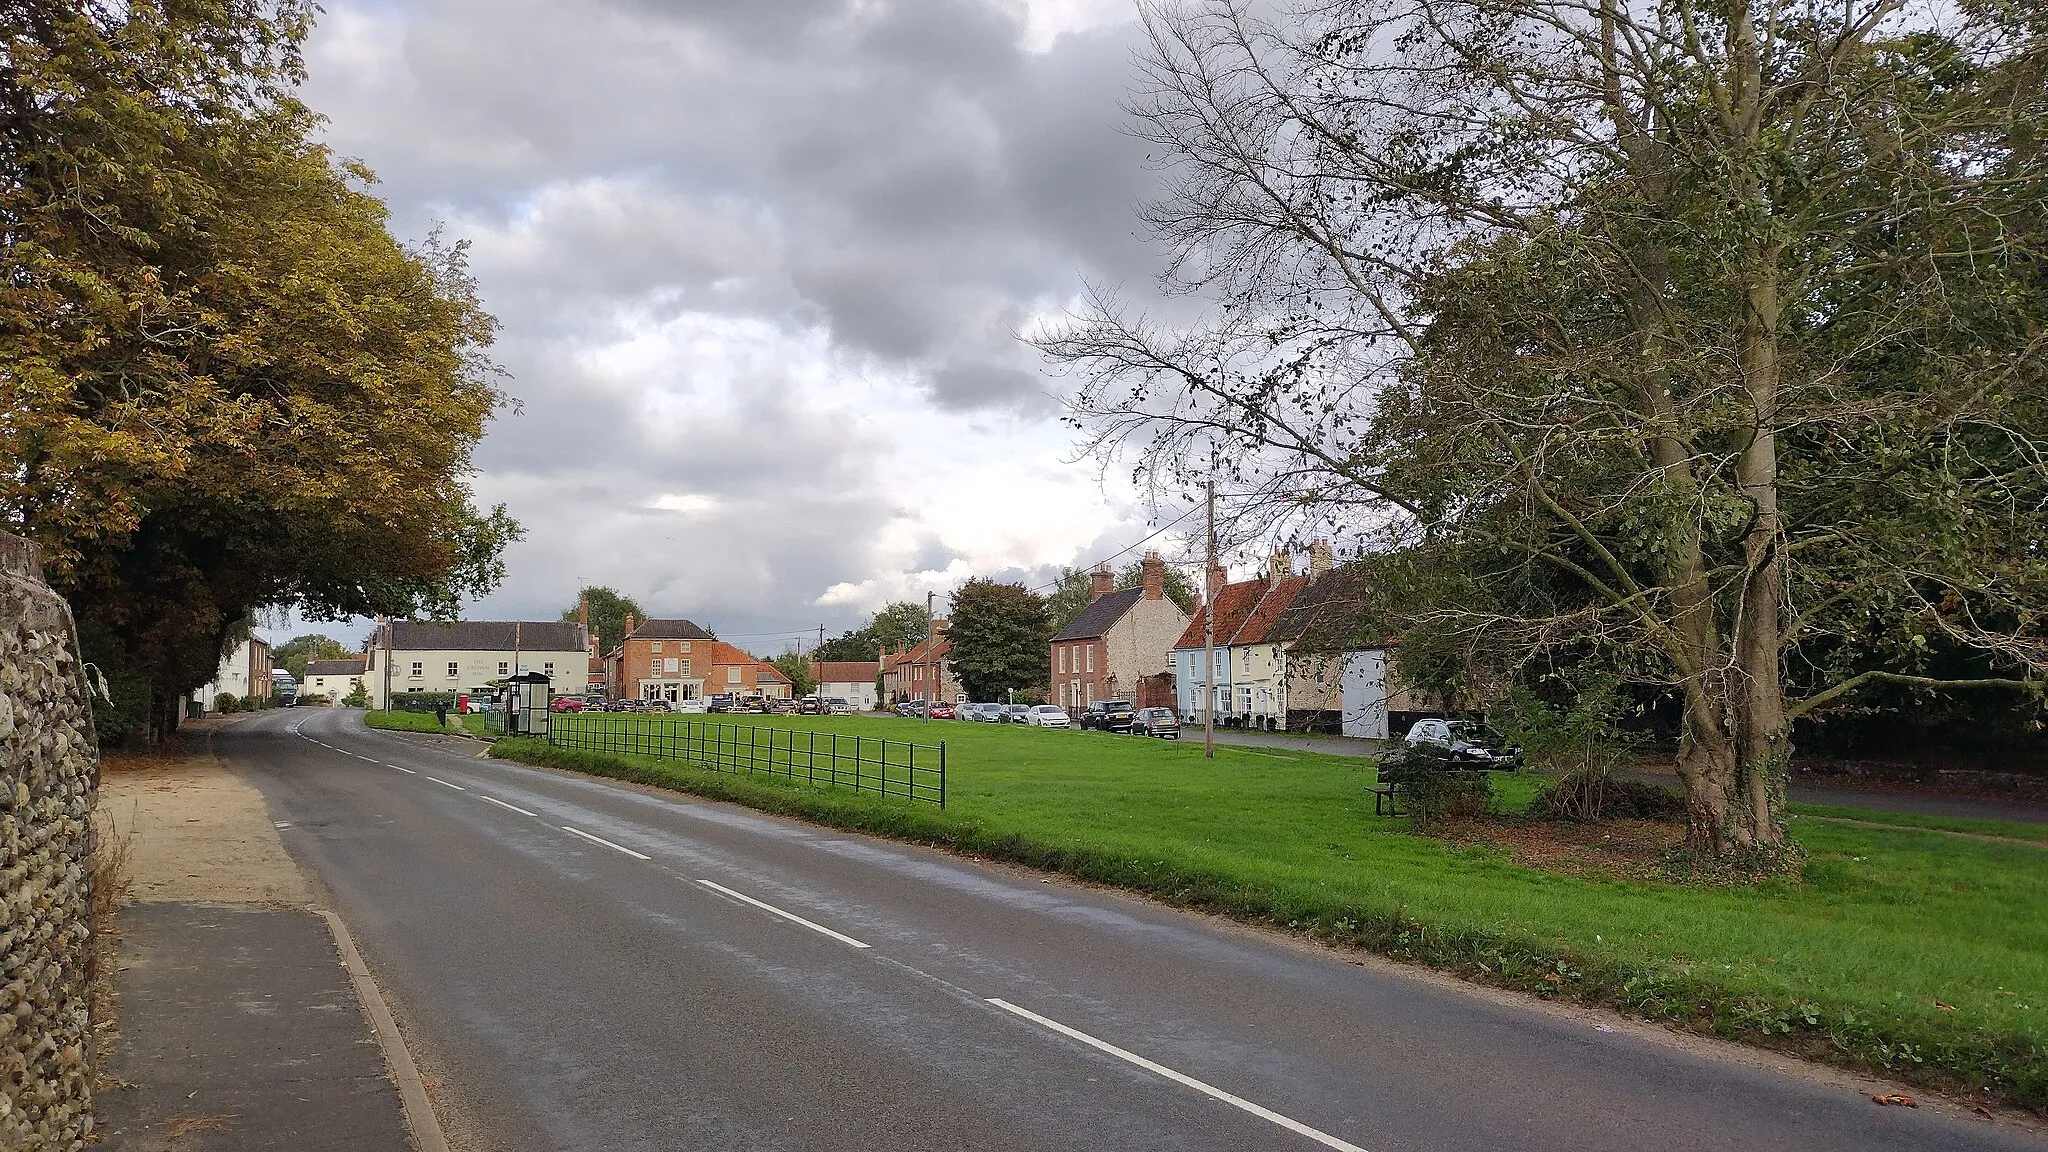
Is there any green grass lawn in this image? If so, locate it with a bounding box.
[502,713,2048,1109]
[365,709,459,735]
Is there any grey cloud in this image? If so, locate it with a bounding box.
[926,361,1048,414]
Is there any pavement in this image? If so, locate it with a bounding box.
[219,706,2044,1151]
[94,731,423,1151]
[95,905,413,1151]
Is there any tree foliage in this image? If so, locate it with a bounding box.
[944,580,1051,702]
[0,1,517,743]
[813,600,935,661]
[274,634,351,682]
[562,586,643,656]
[1040,0,2048,861]
[769,652,819,696]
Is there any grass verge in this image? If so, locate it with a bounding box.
[494,716,2048,1113]
[366,709,458,735]
[1789,804,2048,845]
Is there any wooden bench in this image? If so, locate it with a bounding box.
[1367,783,1404,817]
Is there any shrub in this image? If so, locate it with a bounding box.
[214,692,239,714]
[391,691,458,712]
[1377,741,1493,827]
[1533,775,1687,822]
[342,680,370,708]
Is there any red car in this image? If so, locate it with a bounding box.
[928,703,955,719]
[549,697,585,713]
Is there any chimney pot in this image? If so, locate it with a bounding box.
[1089,563,1115,600]
[1308,539,1334,578]
[1269,550,1293,588]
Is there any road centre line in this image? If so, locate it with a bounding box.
[985,998,1369,1152]
[425,776,466,791]
[695,878,870,949]
[388,765,417,775]
[478,795,538,818]
[561,825,652,860]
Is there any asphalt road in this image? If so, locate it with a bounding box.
[226,708,2038,1151]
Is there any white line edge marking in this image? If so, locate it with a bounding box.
[478,795,538,818]
[389,765,417,775]
[424,776,466,791]
[985,998,1369,1152]
[694,878,870,949]
[561,825,651,860]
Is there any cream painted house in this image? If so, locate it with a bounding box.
[362,620,589,709]
[191,637,273,711]
[303,658,368,703]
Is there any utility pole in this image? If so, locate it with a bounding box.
[381,616,393,713]
[1204,475,1216,760]
[923,590,936,722]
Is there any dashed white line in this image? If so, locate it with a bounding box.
[561,825,651,860]
[424,776,466,791]
[695,878,870,949]
[985,999,1367,1152]
[478,795,538,818]
[389,765,417,775]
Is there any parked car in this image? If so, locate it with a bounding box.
[798,696,824,714]
[999,704,1031,723]
[646,699,677,713]
[707,694,735,713]
[928,702,956,719]
[1026,704,1071,728]
[1133,707,1180,738]
[769,697,799,714]
[1078,699,1137,732]
[550,696,585,713]
[826,697,853,714]
[1404,718,1522,769]
[673,696,708,714]
[896,700,928,717]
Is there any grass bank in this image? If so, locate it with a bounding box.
[365,709,457,735]
[495,714,2048,1111]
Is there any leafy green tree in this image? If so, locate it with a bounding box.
[770,652,819,696]
[0,2,516,744]
[813,600,934,660]
[944,580,1051,702]
[342,679,370,708]
[274,634,351,681]
[563,586,644,656]
[1042,0,2048,862]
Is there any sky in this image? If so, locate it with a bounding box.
[267,0,1211,655]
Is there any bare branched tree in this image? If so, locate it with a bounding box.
[1037,0,2048,860]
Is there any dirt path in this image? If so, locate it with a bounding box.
[97,720,312,906]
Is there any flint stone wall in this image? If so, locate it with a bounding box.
[0,532,97,1150]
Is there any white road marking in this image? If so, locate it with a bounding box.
[389,765,417,775]
[985,999,1369,1152]
[479,795,538,818]
[695,878,870,949]
[561,825,651,860]
[274,822,292,829]
[425,776,466,791]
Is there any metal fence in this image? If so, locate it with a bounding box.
[545,715,946,807]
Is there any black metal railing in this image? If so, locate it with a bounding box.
[545,715,946,807]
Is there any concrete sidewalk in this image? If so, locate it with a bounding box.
[96,905,412,1151]
[95,728,427,1151]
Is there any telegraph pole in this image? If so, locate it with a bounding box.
[1204,475,1216,760]
[381,616,393,713]
[923,590,936,723]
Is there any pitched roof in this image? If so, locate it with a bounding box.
[890,634,951,668]
[1173,578,1268,651]
[628,618,716,641]
[1269,563,1386,651]
[305,658,366,677]
[1051,586,1146,642]
[387,621,586,652]
[1228,575,1309,646]
[812,661,880,682]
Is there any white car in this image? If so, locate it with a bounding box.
[672,697,708,714]
[1027,705,1071,728]
[1403,718,1519,768]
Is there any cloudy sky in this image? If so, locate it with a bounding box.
[270,0,1209,653]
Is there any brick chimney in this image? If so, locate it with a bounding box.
[1269,549,1293,588]
[1089,563,1115,601]
[624,612,636,637]
[1207,562,1228,604]
[577,595,589,626]
[1308,539,1333,578]
[1140,551,1165,600]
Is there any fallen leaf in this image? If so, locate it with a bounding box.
[1871,1093,1918,1108]
[1974,1106,1993,1118]
[1935,1002,1956,1012]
